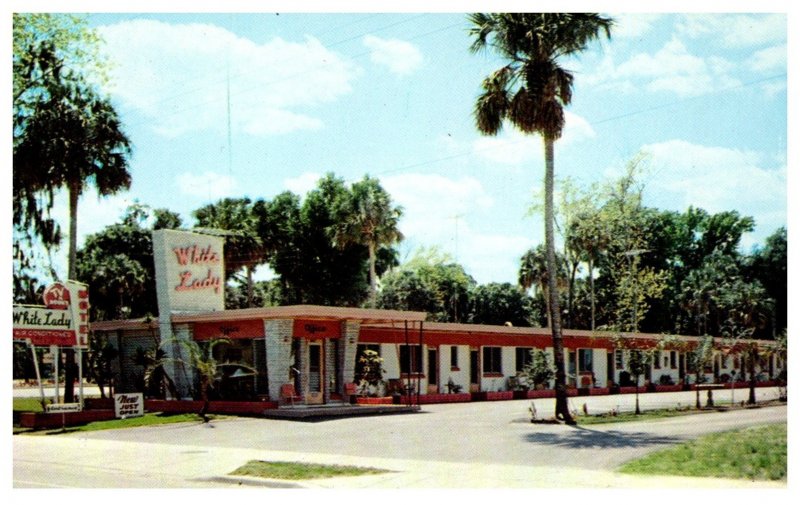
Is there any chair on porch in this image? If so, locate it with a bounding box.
[280,383,302,407]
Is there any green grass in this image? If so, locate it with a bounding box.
[576,406,709,425]
[619,424,787,481]
[13,397,47,413]
[17,412,222,435]
[230,460,389,481]
[14,397,225,433]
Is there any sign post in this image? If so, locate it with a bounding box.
[51,344,60,403]
[26,339,47,410]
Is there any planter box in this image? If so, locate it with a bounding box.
[618,386,640,395]
[526,389,556,399]
[486,391,514,401]
[588,387,610,396]
[655,385,683,393]
[418,393,472,404]
[19,409,116,430]
[356,397,393,405]
[145,399,278,415]
[84,397,115,410]
[566,388,579,397]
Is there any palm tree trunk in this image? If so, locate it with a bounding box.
[63,180,80,403]
[246,265,254,308]
[543,137,574,424]
[589,257,596,331]
[368,241,378,308]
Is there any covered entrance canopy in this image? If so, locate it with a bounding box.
[172,305,426,406]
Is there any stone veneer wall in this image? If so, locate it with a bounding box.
[264,319,293,403]
[167,323,195,399]
[324,339,336,403]
[341,321,360,385]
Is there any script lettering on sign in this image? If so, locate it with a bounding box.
[152,229,225,314]
[114,393,144,418]
[172,244,222,294]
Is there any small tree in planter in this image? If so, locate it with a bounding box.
[158,337,255,422]
[688,335,715,409]
[354,349,385,397]
[625,348,653,415]
[520,349,555,390]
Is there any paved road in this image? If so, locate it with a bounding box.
[14,389,786,488]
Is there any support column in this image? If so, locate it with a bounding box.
[163,323,194,400]
[341,321,360,385]
[264,319,293,402]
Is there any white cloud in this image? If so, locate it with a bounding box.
[97,20,360,137]
[384,173,493,238]
[611,38,740,96]
[676,14,786,48]
[175,171,238,198]
[284,172,322,195]
[384,172,529,284]
[472,111,595,165]
[612,13,664,39]
[748,44,786,73]
[362,35,423,75]
[641,139,785,238]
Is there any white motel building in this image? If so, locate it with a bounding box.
[89,230,785,407]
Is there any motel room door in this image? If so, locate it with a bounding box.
[305,340,324,404]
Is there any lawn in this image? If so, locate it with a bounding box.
[618,423,787,481]
[230,460,389,480]
[575,406,714,425]
[14,397,222,434]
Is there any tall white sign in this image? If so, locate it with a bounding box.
[152,229,225,314]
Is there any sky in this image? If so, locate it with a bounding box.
[14,2,791,287]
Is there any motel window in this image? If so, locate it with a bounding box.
[483,347,502,375]
[399,345,423,375]
[670,351,677,369]
[653,351,661,369]
[428,348,438,385]
[615,350,624,370]
[516,347,533,373]
[568,350,577,376]
[450,346,459,369]
[578,349,593,373]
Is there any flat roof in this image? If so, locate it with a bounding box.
[91,305,426,331]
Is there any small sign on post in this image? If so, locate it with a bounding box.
[45,403,82,414]
[114,393,144,419]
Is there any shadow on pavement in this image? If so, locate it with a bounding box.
[523,425,681,449]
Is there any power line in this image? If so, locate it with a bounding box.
[361,73,787,181]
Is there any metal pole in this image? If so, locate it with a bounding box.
[77,346,84,410]
[27,340,46,409]
[418,321,423,406]
[53,345,60,403]
[404,321,410,407]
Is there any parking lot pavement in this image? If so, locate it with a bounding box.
[14,389,786,488]
[14,433,784,489]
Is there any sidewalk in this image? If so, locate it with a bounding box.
[13,434,785,489]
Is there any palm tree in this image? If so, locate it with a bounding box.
[519,244,566,327]
[17,76,132,402]
[193,198,267,308]
[469,13,612,423]
[333,176,404,307]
